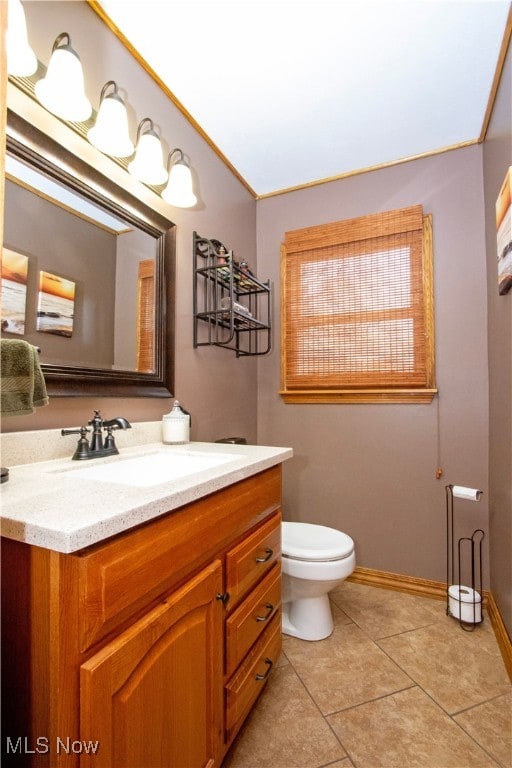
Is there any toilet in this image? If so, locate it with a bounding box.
[281,521,356,641]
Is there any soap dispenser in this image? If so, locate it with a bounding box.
[162,401,190,444]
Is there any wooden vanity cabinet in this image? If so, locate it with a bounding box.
[1,465,283,768]
[80,561,224,768]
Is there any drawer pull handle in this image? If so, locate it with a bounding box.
[216,592,230,605]
[256,602,274,622]
[255,548,273,563]
[255,658,273,681]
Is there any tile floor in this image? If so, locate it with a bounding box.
[222,582,512,768]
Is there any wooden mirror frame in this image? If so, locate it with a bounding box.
[4,110,175,398]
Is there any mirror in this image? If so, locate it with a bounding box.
[2,110,175,397]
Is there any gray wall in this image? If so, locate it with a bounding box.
[4,178,116,367]
[256,146,490,588]
[483,41,512,634]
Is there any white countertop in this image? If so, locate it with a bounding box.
[0,442,293,554]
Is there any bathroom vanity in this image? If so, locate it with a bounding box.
[1,441,292,767]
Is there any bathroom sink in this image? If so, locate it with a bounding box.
[61,450,240,488]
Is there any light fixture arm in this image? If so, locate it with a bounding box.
[136,117,158,141]
[100,80,120,102]
[52,32,74,55]
[167,148,187,171]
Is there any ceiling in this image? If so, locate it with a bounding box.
[96,0,511,198]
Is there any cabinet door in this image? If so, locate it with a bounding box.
[80,561,223,768]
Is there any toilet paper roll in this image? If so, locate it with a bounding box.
[451,486,483,501]
[448,584,482,623]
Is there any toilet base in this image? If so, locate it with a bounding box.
[282,594,334,641]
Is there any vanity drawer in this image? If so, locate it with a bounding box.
[225,511,281,609]
[225,564,281,676]
[225,612,282,743]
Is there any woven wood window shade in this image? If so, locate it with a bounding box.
[280,206,436,404]
[137,258,155,372]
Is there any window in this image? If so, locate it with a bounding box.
[136,258,155,372]
[280,205,436,403]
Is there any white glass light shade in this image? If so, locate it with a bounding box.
[162,160,197,208]
[88,83,134,158]
[35,33,92,122]
[128,120,168,185]
[7,0,37,76]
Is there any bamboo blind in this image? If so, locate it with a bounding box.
[136,258,155,373]
[281,206,436,403]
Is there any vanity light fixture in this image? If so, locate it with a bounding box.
[9,18,198,205]
[161,149,197,208]
[6,0,37,76]
[128,118,168,186]
[35,32,92,122]
[87,81,135,158]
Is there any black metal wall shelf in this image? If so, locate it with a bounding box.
[193,232,271,356]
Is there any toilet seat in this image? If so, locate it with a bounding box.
[282,522,354,562]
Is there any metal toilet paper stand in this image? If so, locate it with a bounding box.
[445,484,484,631]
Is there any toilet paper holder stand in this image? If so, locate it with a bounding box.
[445,484,485,631]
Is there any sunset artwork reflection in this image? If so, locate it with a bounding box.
[37,270,76,337]
[1,248,29,335]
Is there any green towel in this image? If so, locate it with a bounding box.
[1,340,49,416]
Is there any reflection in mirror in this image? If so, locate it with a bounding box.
[4,154,157,372]
[2,111,175,397]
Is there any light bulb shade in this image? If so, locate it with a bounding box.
[128,119,168,185]
[7,0,37,76]
[161,150,197,208]
[35,33,92,122]
[162,163,197,207]
[88,82,134,158]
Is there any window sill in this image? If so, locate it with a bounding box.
[279,388,438,404]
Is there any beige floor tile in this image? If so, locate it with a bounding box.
[283,622,413,715]
[226,583,510,767]
[378,617,512,714]
[328,686,500,767]
[222,665,346,768]
[330,581,444,639]
[454,692,512,767]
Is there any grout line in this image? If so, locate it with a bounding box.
[451,690,512,717]
[280,648,350,764]
[322,683,418,718]
[317,756,355,768]
[416,684,509,768]
[368,618,441,641]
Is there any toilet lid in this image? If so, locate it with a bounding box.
[282,522,354,562]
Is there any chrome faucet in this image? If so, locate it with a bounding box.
[61,410,132,460]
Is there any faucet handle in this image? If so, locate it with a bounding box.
[61,426,90,437]
[61,426,91,460]
[89,410,104,427]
